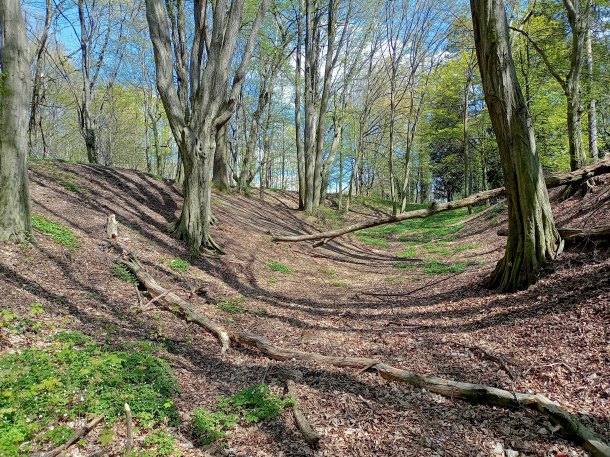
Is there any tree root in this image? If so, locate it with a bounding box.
[285,379,321,447]
[122,255,610,457]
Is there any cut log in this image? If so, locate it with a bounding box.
[106,214,118,239]
[498,226,610,243]
[122,256,610,457]
[285,379,321,447]
[272,159,610,244]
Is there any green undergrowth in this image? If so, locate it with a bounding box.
[268,260,292,274]
[215,297,248,314]
[31,214,78,249]
[168,258,190,274]
[423,260,467,275]
[0,331,178,456]
[112,262,139,285]
[191,384,293,445]
[29,159,88,193]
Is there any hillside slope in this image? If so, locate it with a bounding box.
[0,160,608,456]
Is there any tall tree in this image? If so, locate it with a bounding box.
[146,0,270,254]
[470,0,559,291]
[0,0,32,241]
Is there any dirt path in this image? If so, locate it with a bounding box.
[1,161,608,456]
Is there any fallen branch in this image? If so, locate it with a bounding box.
[454,342,520,381]
[498,226,610,242]
[122,256,231,355]
[272,159,610,244]
[448,200,505,227]
[44,416,104,457]
[285,379,321,447]
[123,257,610,457]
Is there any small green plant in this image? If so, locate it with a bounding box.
[29,302,45,316]
[268,260,292,274]
[423,243,451,255]
[191,384,293,445]
[329,280,349,288]
[320,267,337,276]
[453,243,479,253]
[31,214,78,249]
[0,331,178,456]
[398,246,417,259]
[112,262,139,285]
[423,260,466,275]
[215,297,247,314]
[168,258,189,274]
[142,430,180,456]
[268,276,278,284]
[146,172,164,181]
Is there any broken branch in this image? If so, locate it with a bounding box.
[285,379,321,447]
[43,415,104,457]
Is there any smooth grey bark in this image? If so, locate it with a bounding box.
[471,0,559,292]
[294,0,305,209]
[213,123,231,192]
[0,0,32,241]
[146,0,270,254]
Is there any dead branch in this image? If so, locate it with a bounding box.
[43,416,104,457]
[123,256,610,457]
[122,256,231,355]
[272,159,610,244]
[285,379,321,447]
[448,200,505,227]
[498,226,610,243]
[454,342,520,381]
[124,403,134,454]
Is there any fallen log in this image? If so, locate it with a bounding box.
[122,256,610,457]
[121,256,231,355]
[272,159,610,244]
[498,226,610,242]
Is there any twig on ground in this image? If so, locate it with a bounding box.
[43,415,104,457]
[285,379,321,447]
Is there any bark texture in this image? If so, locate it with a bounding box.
[471,0,559,291]
[0,0,32,241]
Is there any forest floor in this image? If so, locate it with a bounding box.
[0,160,608,457]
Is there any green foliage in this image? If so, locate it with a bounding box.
[268,260,292,274]
[320,267,337,276]
[191,384,293,445]
[423,260,466,275]
[358,237,390,247]
[329,280,349,288]
[215,297,247,314]
[0,332,178,455]
[392,262,417,270]
[168,258,189,274]
[31,214,78,249]
[112,262,139,285]
[141,430,181,456]
[453,243,478,253]
[398,246,417,259]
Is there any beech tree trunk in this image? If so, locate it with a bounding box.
[471,0,559,291]
[0,0,32,241]
[586,27,598,160]
[213,124,231,193]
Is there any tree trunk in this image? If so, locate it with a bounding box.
[471,0,559,292]
[213,124,231,192]
[294,0,306,209]
[586,28,598,160]
[0,0,32,241]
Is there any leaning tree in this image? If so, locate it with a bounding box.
[0,0,31,241]
[145,0,270,254]
[470,0,559,291]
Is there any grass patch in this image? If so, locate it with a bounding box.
[423,243,451,255]
[397,246,418,259]
[393,262,418,270]
[215,297,247,314]
[268,260,292,274]
[31,214,78,249]
[168,258,189,274]
[358,237,389,248]
[29,160,88,193]
[320,267,337,276]
[453,243,479,253]
[423,260,466,275]
[112,262,139,285]
[0,331,178,456]
[191,384,293,445]
[329,280,349,288]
